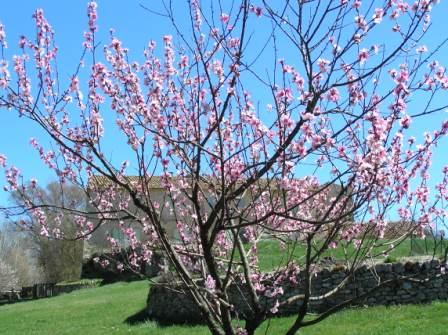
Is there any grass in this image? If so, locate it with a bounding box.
[0,281,160,335]
[260,303,448,335]
[255,238,448,272]
[1,280,448,334]
[1,237,446,334]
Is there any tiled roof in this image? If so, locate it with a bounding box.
[87,175,277,191]
[87,175,242,190]
[87,175,346,195]
[88,175,167,189]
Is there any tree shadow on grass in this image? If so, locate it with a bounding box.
[124,308,151,325]
[125,308,201,328]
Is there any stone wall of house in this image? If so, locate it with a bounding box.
[82,249,168,282]
[146,259,447,324]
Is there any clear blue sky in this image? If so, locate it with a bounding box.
[0,0,185,207]
[0,1,447,214]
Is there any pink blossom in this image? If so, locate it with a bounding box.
[69,76,79,92]
[392,24,401,32]
[280,114,294,128]
[100,259,110,268]
[205,275,216,292]
[87,2,98,32]
[236,327,248,335]
[83,31,93,49]
[358,48,369,64]
[220,13,230,24]
[354,15,367,31]
[352,0,362,9]
[191,0,202,29]
[352,33,362,44]
[18,36,27,49]
[302,112,314,121]
[276,88,293,102]
[416,45,428,54]
[0,22,7,48]
[400,115,412,129]
[270,300,280,314]
[390,9,399,20]
[397,1,409,13]
[317,58,330,72]
[372,8,384,24]
[0,154,6,167]
[0,60,9,88]
[326,87,340,102]
[250,6,263,17]
[40,225,49,237]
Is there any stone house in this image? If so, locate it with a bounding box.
[85,175,353,252]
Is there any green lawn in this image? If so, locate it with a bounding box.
[1,280,448,335]
[256,238,448,272]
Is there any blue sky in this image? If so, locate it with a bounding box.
[0,1,448,216]
[0,0,184,207]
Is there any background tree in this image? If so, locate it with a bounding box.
[0,259,18,292]
[0,229,20,291]
[9,182,85,283]
[0,224,43,289]
[0,1,448,334]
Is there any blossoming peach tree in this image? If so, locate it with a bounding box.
[1,0,448,334]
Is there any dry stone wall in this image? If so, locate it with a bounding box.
[147,259,447,324]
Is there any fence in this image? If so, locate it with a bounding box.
[0,282,96,305]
